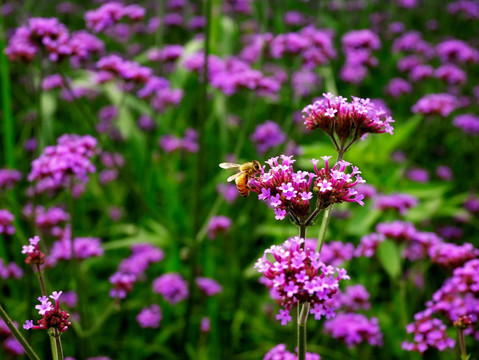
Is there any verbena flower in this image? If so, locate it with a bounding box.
[411,93,457,117]
[249,155,365,221]
[436,39,479,64]
[136,304,162,329]
[109,243,164,299]
[207,216,232,240]
[374,193,418,215]
[85,2,145,33]
[406,168,429,183]
[324,313,383,347]
[0,259,24,280]
[196,277,223,296]
[338,284,371,311]
[250,120,286,155]
[152,273,189,304]
[453,114,479,136]
[0,169,22,190]
[23,291,71,333]
[28,134,98,194]
[402,310,455,353]
[317,240,355,266]
[263,343,321,360]
[0,210,15,235]
[255,237,349,325]
[355,233,385,258]
[22,236,45,266]
[302,93,394,152]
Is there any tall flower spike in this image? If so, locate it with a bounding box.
[302,93,394,153]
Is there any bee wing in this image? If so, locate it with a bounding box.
[219,162,241,169]
[227,172,241,182]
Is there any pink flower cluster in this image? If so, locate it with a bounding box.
[324,313,383,348]
[249,155,365,221]
[5,18,104,63]
[85,2,146,33]
[0,210,15,235]
[0,169,22,190]
[110,243,164,299]
[263,344,321,360]
[23,291,71,333]
[28,134,98,194]
[411,93,457,117]
[402,310,455,353]
[152,273,189,304]
[21,236,45,266]
[255,237,350,325]
[302,93,394,149]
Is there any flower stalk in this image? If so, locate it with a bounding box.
[0,304,41,360]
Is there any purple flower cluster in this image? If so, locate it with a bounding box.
[318,240,355,266]
[435,64,467,85]
[453,114,479,135]
[263,344,321,360]
[0,210,15,235]
[0,259,23,280]
[250,120,286,155]
[402,310,456,352]
[0,169,22,190]
[338,284,371,312]
[110,243,164,299]
[85,2,145,33]
[0,320,24,356]
[24,291,71,333]
[255,237,349,325]
[324,313,383,348]
[341,30,381,84]
[159,128,199,153]
[21,235,46,266]
[136,304,162,329]
[30,205,70,234]
[384,78,413,98]
[392,31,434,59]
[97,55,152,84]
[207,215,232,240]
[448,1,479,19]
[148,45,184,63]
[428,242,479,269]
[436,39,479,64]
[411,93,457,117]
[136,76,183,113]
[355,233,385,258]
[303,93,394,149]
[28,134,98,194]
[6,18,104,63]
[196,277,223,296]
[374,193,418,215]
[152,273,189,304]
[406,167,429,183]
[183,53,280,98]
[249,155,365,221]
[216,183,239,203]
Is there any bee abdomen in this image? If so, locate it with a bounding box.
[235,174,250,197]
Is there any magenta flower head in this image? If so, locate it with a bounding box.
[22,236,45,266]
[23,291,71,333]
[0,169,22,190]
[411,93,457,117]
[311,157,366,208]
[249,155,315,220]
[28,134,98,194]
[402,310,455,353]
[196,277,222,296]
[263,343,321,360]
[255,237,350,325]
[152,273,189,305]
[324,313,383,348]
[302,93,394,154]
[136,304,161,329]
[207,215,232,240]
[0,210,15,235]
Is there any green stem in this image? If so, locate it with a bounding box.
[0,304,41,360]
[34,264,47,296]
[315,206,331,254]
[297,302,310,360]
[297,225,309,360]
[0,14,15,168]
[458,328,468,359]
[50,330,63,360]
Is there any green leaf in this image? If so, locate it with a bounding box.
[376,240,402,279]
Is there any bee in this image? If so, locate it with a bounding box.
[219,160,261,197]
